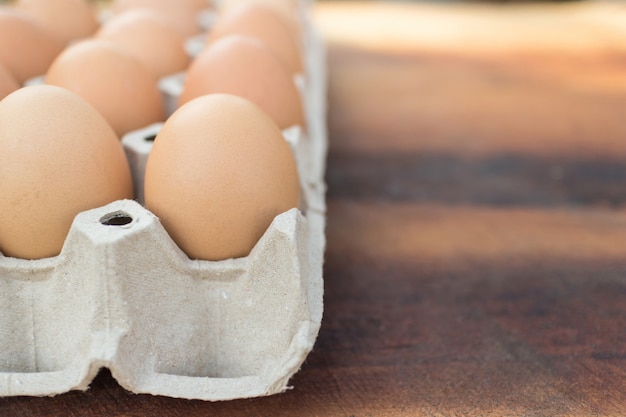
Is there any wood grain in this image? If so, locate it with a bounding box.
[2,2,626,416]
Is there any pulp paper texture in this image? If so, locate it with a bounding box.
[0,12,326,401]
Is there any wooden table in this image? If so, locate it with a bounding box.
[3,1,626,415]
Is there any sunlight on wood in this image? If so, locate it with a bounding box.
[315,1,626,55]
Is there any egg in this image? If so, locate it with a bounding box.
[144,94,301,261]
[207,2,302,74]
[0,8,65,84]
[45,39,166,137]
[110,0,206,37]
[13,0,99,44]
[0,63,19,100]
[96,10,190,79]
[0,85,133,260]
[180,35,304,129]
[217,0,300,37]
[112,0,209,13]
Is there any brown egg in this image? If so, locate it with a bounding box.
[0,85,133,259]
[97,10,190,78]
[14,0,99,44]
[112,0,209,13]
[110,0,206,37]
[45,39,166,137]
[217,0,300,37]
[207,2,302,74]
[180,35,304,129]
[144,94,301,261]
[0,63,19,100]
[0,8,65,84]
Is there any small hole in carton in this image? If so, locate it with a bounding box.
[100,211,133,226]
[144,134,156,142]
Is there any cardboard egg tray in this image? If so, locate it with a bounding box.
[0,8,326,401]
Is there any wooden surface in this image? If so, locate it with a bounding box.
[3,1,626,415]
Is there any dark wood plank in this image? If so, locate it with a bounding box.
[2,2,626,415]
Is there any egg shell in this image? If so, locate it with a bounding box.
[0,63,19,100]
[97,9,191,79]
[144,93,301,261]
[112,0,210,13]
[0,8,65,84]
[180,35,304,129]
[110,0,205,37]
[207,2,302,74]
[0,85,134,259]
[14,0,99,44]
[45,39,166,137]
[216,0,301,36]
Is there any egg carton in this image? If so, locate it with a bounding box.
[0,12,326,401]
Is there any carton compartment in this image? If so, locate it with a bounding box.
[0,274,89,374]
[0,232,101,376]
[103,203,310,381]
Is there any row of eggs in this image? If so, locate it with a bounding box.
[0,0,305,134]
[0,0,306,262]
